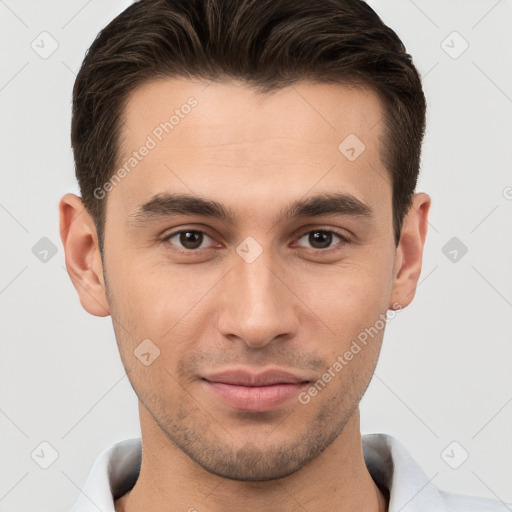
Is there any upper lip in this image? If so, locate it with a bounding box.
[202,369,310,387]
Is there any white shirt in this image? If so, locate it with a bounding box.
[69,433,510,511]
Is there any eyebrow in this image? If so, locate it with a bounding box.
[128,192,373,226]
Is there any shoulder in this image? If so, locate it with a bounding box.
[362,433,511,512]
[438,488,512,511]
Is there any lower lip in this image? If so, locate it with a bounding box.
[203,380,309,412]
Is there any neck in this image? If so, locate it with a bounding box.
[116,405,387,512]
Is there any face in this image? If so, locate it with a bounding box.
[61,78,430,481]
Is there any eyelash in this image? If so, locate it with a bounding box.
[161,228,351,255]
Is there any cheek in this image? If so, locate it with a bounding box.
[289,260,393,382]
[106,232,394,360]
[294,256,394,327]
[107,257,223,344]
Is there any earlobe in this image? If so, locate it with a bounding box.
[389,193,431,309]
[59,193,110,317]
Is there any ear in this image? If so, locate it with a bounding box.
[59,193,110,317]
[389,192,431,309]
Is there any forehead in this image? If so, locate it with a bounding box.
[110,77,390,229]
[120,77,384,151]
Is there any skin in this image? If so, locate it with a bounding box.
[59,78,430,512]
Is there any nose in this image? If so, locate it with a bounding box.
[217,250,299,348]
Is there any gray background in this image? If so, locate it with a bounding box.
[1,0,511,510]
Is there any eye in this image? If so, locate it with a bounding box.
[163,229,216,252]
[295,229,349,251]
[161,227,350,255]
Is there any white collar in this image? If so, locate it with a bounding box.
[69,432,509,511]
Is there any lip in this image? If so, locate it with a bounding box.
[203,369,309,386]
[201,369,310,412]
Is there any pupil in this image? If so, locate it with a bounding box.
[180,231,202,249]
[309,231,332,249]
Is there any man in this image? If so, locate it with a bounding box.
[59,0,510,510]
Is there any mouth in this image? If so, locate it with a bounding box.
[201,368,311,413]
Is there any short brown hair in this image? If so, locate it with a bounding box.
[71,0,426,252]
